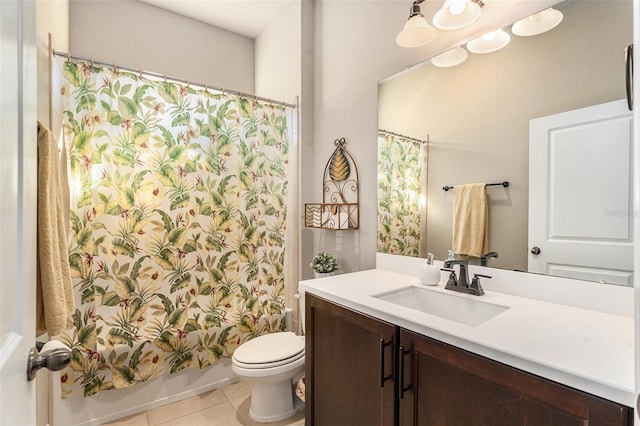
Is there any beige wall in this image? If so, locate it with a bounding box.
[378,0,631,271]
[69,0,255,94]
[255,3,300,103]
[36,0,68,133]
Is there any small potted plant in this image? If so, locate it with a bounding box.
[310,252,339,278]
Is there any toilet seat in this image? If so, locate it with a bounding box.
[232,332,305,369]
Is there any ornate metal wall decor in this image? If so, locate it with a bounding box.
[305,138,360,230]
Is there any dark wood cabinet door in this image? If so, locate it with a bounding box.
[305,294,397,426]
[399,329,632,426]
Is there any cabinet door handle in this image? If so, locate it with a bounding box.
[379,338,392,388]
[399,345,411,399]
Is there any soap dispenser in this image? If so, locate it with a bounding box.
[419,253,441,286]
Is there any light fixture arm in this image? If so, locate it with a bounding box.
[408,0,426,19]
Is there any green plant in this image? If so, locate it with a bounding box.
[310,252,339,273]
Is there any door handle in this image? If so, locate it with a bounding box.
[625,44,633,111]
[530,246,541,255]
[27,345,71,381]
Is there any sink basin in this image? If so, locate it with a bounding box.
[373,286,509,326]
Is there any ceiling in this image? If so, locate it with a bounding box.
[137,0,296,39]
[138,0,565,41]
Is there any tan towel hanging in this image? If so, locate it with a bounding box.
[36,121,75,337]
[451,183,488,258]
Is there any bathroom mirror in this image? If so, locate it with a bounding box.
[377,0,634,285]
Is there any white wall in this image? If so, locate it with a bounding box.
[69,0,255,94]
[310,0,564,275]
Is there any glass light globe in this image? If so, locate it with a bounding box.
[467,29,510,54]
[433,0,481,30]
[431,47,468,67]
[512,8,563,37]
[396,15,437,48]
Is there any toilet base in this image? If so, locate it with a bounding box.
[248,380,304,423]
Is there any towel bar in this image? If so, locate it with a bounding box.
[442,181,509,192]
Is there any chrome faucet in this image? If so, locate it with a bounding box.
[442,259,490,296]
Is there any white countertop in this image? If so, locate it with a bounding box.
[299,268,635,407]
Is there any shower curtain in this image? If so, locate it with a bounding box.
[58,61,293,397]
[377,131,423,257]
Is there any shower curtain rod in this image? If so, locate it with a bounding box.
[379,129,428,144]
[52,50,297,109]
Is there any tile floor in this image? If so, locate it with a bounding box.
[102,380,305,426]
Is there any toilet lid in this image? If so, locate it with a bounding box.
[233,332,304,365]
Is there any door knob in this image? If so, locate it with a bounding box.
[27,345,71,381]
[530,246,541,255]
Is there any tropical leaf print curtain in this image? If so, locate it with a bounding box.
[377,131,423,257]
[58,62,290,397]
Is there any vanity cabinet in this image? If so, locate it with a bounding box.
[305,294,396,426]
[398,328,632,426]
[305,294,633,426]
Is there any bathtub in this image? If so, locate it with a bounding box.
[51,360,237,425]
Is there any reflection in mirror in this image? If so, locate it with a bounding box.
[377,130,427,257]
[377,0,633,285]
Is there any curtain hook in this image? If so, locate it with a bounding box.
[268,99,272,108]
[139,68,143,79]
[113,63,118,73]
[163,74,167,84]
[66,52,70,62]
[90,57,94,67]
[186,81,190,89]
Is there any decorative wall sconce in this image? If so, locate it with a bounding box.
[304,138,360,230]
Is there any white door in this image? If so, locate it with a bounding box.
[528,99,634,285]
[633,6,640,424]
[0,0,38,424]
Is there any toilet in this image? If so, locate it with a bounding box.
[231,292,306,422]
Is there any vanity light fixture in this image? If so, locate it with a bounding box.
[396,0,437,48]
[431,46,468,67]
[511,7,563,37]
[433,0,484,30]
[467,28,511,54]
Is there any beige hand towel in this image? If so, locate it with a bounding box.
[451,183,488,258]
[36,121,75,337]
